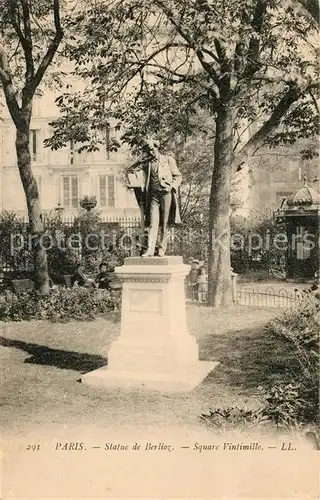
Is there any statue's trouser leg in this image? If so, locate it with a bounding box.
[158,191,172,253]
[147,195,160,255]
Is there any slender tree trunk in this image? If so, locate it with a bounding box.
[207,106,234,307]
[16,126,50,294]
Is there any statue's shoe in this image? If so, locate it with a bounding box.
[141,251,154,258]
[158,248,165,257]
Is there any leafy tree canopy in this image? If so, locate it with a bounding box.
[0,0,66,112]
[46,0,319,162]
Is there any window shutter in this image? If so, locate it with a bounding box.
[99,175,107,206]
[108,175,115,207]
[71,176,78,207]
[63,177,70,207]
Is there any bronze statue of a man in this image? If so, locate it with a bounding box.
[127,140,182,257]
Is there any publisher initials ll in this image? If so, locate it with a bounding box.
[281,442,295,451]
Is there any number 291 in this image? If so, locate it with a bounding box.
[26,444,40,451]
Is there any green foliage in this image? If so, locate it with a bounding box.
[43,212,80,277]
[70,211,138,273]
[46,0,318,158]
[0,287,120,322]
[260,383,308,429]
[0,212,33,274]
[265,293,319,427]
[269,293,319,354]
[201,293,319,432]
[0,210,135,280]
[230,208,286,275]
[170,223,208,261]
[44,0,318,306]
[0,0,66,99]
[268,97,320,147]
[200,407,270,431]
[174,116,213,222]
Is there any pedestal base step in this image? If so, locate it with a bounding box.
[81,361,218,392]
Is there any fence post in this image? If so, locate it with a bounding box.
[231,267,238,303]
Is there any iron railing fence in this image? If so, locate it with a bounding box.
[185,285,303,309]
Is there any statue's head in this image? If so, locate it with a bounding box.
[143,138,160,158]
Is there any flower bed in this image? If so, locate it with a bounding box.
[0,286,121,322]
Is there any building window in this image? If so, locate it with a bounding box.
[99,175,115,207]
[63,176,79,208]
[99,175,106,206]
[107,175,115,207]
[30,129,38,162]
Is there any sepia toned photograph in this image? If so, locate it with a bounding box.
[0,0,319,498]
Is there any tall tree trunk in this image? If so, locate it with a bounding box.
[207,107,234,307]
[16,126,50,294]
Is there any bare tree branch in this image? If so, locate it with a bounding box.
[309,88,320,113]
[196,49,220,88]
[154,0,221,88]
[242,0,267,79]
[233,86,301,171]
[27,0,63,98]
[104,42,184,100]
[0,46,22,128]
[20,0,34,80]
[8,2,33,85]
[201,47,220,64]
[213,39,226,61]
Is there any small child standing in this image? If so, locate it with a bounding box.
[189,259,200,300]
[197,265,208,302]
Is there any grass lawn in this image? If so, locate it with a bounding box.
[0,303,289,434]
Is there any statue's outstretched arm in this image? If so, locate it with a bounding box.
[169,157,182,190]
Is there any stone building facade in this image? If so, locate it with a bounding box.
[0,90,139,220]
[230,142,319,216]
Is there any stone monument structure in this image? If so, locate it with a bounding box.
[81,141,218,391]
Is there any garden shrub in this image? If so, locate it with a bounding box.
[46,211,138,275]
[168,222,208,261]
[230,208,286,276]
[264,292,319,427]
[0,210,138,281]
[0,211,33,274]
[44,212,80,277]
[201,293,319,432]
[0,287,120,322]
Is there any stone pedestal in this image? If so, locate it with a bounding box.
[81,256,218,391]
